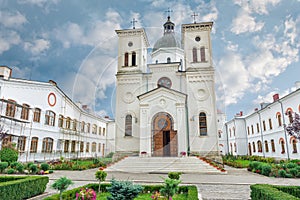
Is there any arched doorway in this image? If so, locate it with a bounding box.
[152,112,177,157]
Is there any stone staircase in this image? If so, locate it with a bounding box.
[105,156,223,174]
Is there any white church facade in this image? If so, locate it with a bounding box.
[114,17,220,159]
[0,66,115,162]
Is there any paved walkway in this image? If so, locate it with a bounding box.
[39,165,300,200]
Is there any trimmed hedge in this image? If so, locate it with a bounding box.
[0,175,49,200]
[44,183,198,200]
[251,184,300,200]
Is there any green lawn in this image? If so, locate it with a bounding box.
[97,192,188,199]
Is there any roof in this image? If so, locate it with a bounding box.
[152,33,181,52]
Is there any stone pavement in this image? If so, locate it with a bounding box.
[39,165,300,200]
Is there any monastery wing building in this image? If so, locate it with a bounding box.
[114,16,220,159]
[0,66,115,162]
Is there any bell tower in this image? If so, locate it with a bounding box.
[115,28,149,73]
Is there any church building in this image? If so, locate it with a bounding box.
[114,16,220,159]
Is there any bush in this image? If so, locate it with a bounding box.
[41,163,50,171]
[287,162,298,169]
[107,179,143,200]
[10,161,19,169]
[251,184,299,200]
[6,168,15,174]
[0,176,48,200]
[0,162,8,173]
[274,185,300,198]
[289,168,298,177]
[160,178,181,199]
[16,163,24,173]
[106,152,114,158]
[29,164,38,174]
[261,164,272,176]
[51,176,73,200]
[249,161,261,170]
[278,169,287,178]
[0,147,18,164]
[26,162,34,169]
[168,172,182,180]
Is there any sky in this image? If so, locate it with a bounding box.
[0,0,299,120]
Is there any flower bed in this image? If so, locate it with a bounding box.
[44,183,198,200]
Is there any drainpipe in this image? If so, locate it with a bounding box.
[225,123,229,154]
[242,118,249,155]
[278,100,290,160]
[257,111,266,157]
[185,97,190,155]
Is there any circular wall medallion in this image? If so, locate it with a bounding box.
[197,88,208,100]
[48,92,56,107]
[128,41,133,47]
[123,92,135,103]
[195,36,201,42]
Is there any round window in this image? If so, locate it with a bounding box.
[195,36,201,42]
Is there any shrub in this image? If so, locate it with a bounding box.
[285,173,294,178]
[29,164,38,174]
[261,164,272,176]
[26,162,34,169]
[10,161,19,169]
[41,163,50,171]
[287,162,297,169]
[249,161,260,170]
[160,178,181,199]
[95,170,107,192]
[107,179,143,200]
[51,176,73,200]
[0,162,8,173]
[0,147,18,164]
[168,172,182,180]
[278,169,287,178]
[6,168,15,174]
[251,184,299,200]
[106,152,114,158]
[0,176,48,200]
[16,163,24,173]
[289,168,298,177]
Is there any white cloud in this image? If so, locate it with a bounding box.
[11,65,32,79]
[0,11,27,28]
[284,16,297,45]
[231,8,264,34]
[253,87,293,105]
[0,31,21,54]
[55,9,121,50]
[23,38,50,55]
[18,0,60,7]
[216,52,251,105]
[233,0,281,14]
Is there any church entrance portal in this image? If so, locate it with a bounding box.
[152,112,177,157]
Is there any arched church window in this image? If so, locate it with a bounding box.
[200,47,205,62]
[125,114,132,136]
[292,139,297,153]
[199,112,207,136]
[167,57,171,63]
[124,52,129,66]
[192,47,197,62]
[132,52,136,66]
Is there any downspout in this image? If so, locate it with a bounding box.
[225,123,229,154]
[233,120,237,155]
[278,100,290,160]
[242,118,249,155]
[257,111,266,157]
[185,97,190,155]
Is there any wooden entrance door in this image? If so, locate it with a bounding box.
[152,113,177,157]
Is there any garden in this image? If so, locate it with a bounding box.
[45,171,198,200]
[223,155,300,178]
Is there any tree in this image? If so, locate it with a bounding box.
[51,176,73,200]
[160,178,181,200]
[95,170,107,193]
[286,112,300,140]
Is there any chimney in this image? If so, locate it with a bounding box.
[254,108,259,112]
[273,93,279,102]
[240,111,243,116]
[82,105,88,110]
[104,116,109,119]
[295,81,300,90]
[0,65,12,80]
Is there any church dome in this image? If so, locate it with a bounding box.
[152,16,182,53]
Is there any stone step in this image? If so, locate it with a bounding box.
[105,156,224,174]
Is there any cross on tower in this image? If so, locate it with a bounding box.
[165,7,173,18]
[191,12,198,23]
[131,18,137,29]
